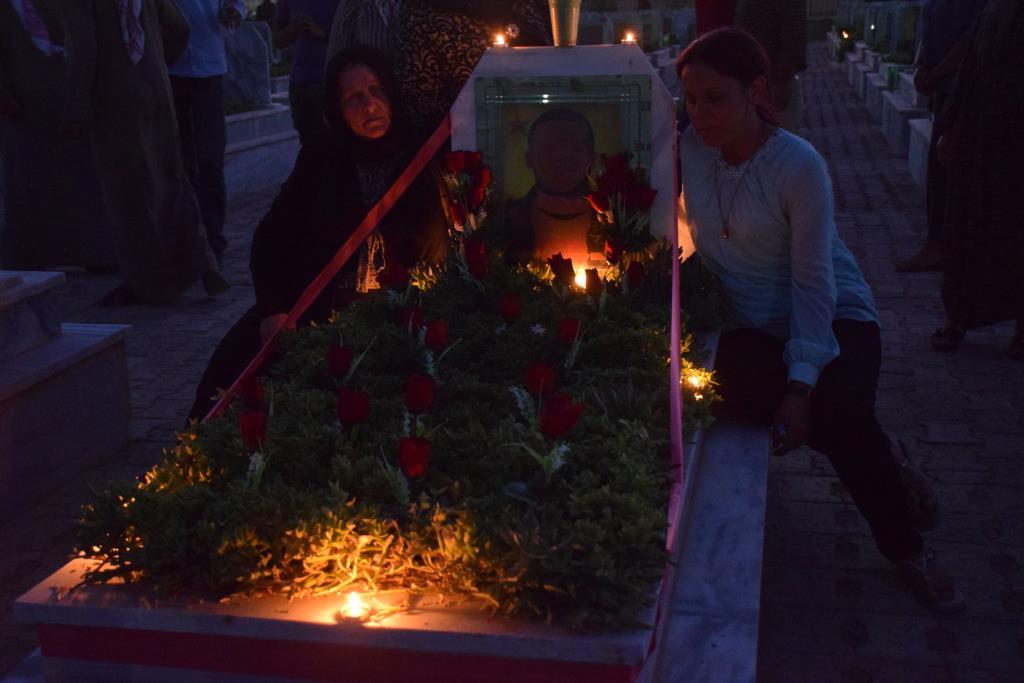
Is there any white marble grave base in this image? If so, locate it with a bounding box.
[881,90,928,156]
[865,73,889,122]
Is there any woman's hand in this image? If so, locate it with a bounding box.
[259,314,292,345]
[772,390,812,456]
[936,133,953,167]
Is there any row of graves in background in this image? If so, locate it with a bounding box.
[828,0,934,190]
[14,19,772,683]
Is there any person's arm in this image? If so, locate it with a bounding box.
[153,0,191,65]
[781,150,840,390]
[250,146,321,318]
[219,0,248,30]
[61,0,99,127]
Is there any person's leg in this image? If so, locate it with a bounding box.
[170,76,198,189]
[711,328,787,425]
[807,320,922,562]
[808,320,963,612]
[897,90,946,272]
[190,75,228,267]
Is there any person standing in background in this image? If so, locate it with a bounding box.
[169,0,247,269]
[273,0,340,146]
[326,0,398,57]
[694,0,735,36]
[0,0,117,271]
[62,0,228,305]
[734,0,808,132]
[255,0,276,25]
[896,0,986,273]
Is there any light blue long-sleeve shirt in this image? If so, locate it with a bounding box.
[168,0,248,78]
[679,126,878,387]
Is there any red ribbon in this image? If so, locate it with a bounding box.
[203,115,453,422]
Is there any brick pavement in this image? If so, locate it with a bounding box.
[756,46,1024,682]
[2,42,1022,681]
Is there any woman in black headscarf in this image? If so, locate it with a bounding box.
[188,45,448,421]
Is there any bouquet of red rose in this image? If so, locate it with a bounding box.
[441,150,492,237]
[586,153,657,265]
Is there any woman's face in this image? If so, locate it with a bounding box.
[337,64,392,140]
[681,64,765,148]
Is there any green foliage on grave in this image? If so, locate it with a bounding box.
[77,154,725,631]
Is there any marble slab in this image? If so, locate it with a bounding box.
[0,271,63,360]
[648,418,771,683]
[0,323,130,515]
[865,73,889,122]
[881,90,928,156]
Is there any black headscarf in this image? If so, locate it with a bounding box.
[322,45,411,163]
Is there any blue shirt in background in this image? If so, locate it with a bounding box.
[918,0,986,70]
[169,0,248,78]
[276,0,340,85]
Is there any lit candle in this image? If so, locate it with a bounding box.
[841,30,850,40]
[494,33,508,47]
[622,31,637,45]
[342,591,367,619]
[573,268,588,289]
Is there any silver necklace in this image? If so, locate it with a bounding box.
[713,159,754,240]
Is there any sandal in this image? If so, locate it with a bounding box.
[893,440,938,532]
[897,549,966,614]
[930,327,964,352]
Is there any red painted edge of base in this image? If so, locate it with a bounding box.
[39,624,639,683]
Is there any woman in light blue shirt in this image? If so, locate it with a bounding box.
[677,28,962,614]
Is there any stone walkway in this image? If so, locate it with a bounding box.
[2,43,1022,680]
[757,46,1024,682]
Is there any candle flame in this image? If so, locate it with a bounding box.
[623,31,636,44]
[494,33,507,47]
[574,268,588,289]
[344,592,367,619]
[842,31,850,40]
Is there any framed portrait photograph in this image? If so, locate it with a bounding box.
[474,75,653,265]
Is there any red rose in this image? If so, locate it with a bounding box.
[539,391,586,440]
[398,436,432,478]
[444,151,467,175]
[625,184,657,210]
[524,361,557,397]
[464,236,488,279]
[326,345,353,376]
[586,191,610,213]
[585,269,604,297]
[336,387,371,425]
[398,307,424,334]
[237,376,265,409]
[547,253,576,287]
[239,411,267,450]
[626,261,646,290]
[379,261,410,290]
[558,317,581,345]
[405,373,436,415]
[424,319,450,352]
[500,293,522,323]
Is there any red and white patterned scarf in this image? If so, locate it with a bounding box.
[7,0,63,56]
[115,0,145,64]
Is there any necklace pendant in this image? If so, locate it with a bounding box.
[721,222,730,239]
